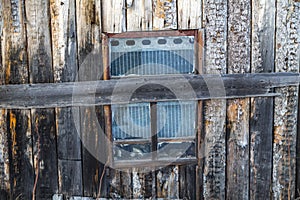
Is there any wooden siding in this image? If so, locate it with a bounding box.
[0,0,299,199]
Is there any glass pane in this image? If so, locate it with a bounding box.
[112,103,151,140]
[114,143,152,161]
[157,101,196,138]
[109,36,195,77]
[110,50,194,76]
[158,142,196,159]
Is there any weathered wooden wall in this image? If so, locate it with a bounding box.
[0,0,299,199]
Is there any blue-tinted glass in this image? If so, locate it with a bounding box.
[110,50,194,76]
[110,36,196,140]
[157,101,196,138]
[112,103,151,140]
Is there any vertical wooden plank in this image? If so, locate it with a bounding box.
[297,87,300,198]
[156,166,179,199]
[0,2,9,198]
[7,110,33,199]
[102,0,125,33]
[50,0,83,196]
[202,0,227,199]
[109,169,122,198]
[76,0,107,198]
[226,0,251,199]
[121,169,132,198]
[273,0,300,199]
[153,0,177,30]
[2,1,34,199]
[126,0,152,31]
[250,0,275,199]
[25,0,58,199]
[0,110,9,199]
[57,160,82,196]
[180,164,196,199]
[178,0,202,30]
[30,109,57,199]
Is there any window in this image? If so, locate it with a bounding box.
[103,30,203,167]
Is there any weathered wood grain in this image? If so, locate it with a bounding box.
[179,164,196,199]
[156,166,179,198]
[30,109,58,199]
[178,0,202,29]
[0,110,9,200]
[0,2,9,198]
[126,0,152,31]
[7,110,34,199]
[50,0,83,197]
[250,0,275,199]
[153,0,177,30]
[109,169,121,198]
[0,73,299,109]
[121,169,132,198]
[226,0,251,199]
[102,0,125,33]
[273,1,300,199]
[25,0,58,199]
[2,1,34,199]
[57,160,82,196]
[297,88,300,198]
[76,0,107,198]
[201,0,228,197]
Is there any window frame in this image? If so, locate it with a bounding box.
[102,29,204,168]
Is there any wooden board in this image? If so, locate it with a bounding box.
[202,0,228,198]
[0,109,9,199]
[0,2,9,198]
[178,0,202,29]
[25,0,58,199]
[250,0,275,199]
[76,0,107,198]
[50,0,83,196]
[58,160,83,196]
[1,73,298,109]
[179,164,196,199]
[226,0,251,199]
[297,88,300,198]
[153,0,177,30]
[102,0,125,33]
[2,1,34,199]
[126,0,152,31]
[273,0,300,199]
[156,166,179,198]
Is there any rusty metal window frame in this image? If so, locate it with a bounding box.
[102,30,204,168]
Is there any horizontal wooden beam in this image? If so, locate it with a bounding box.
[0,73,299,109]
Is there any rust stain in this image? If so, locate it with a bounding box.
[277,43,282,49]
[205,120,212,127]
[250,98,256,118]
[94,168,99,183]
[227,102,238,128]
[154,0,166,18]
[274,125,285,144]
[5,61,11,84]
[9,112,17,155]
